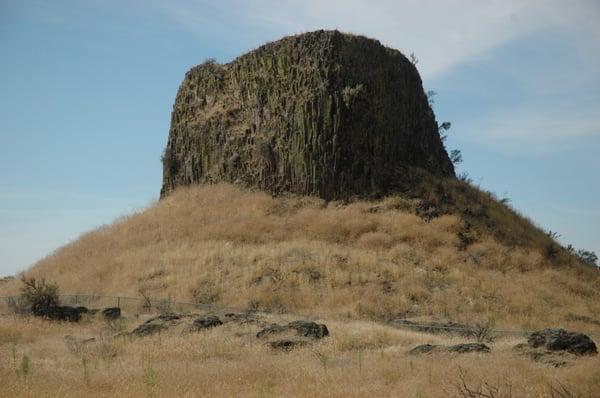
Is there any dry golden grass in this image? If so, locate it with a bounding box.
[1,183,599,333]
[1,314,599,397]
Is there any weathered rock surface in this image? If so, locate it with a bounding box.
[223,312,262,325]
[447,343,491,353]
[256,320,329,339]
[131,323,165,337]
[191,315,223,330]
[131,314,186,337]
[408,344,438,355]
[288,320,329,338]
[102,307,121,320]
[256,323,289,338]
[161,30,454,200]
[526,328,597,355]
[409,343,490,355]
[33,305,82,322]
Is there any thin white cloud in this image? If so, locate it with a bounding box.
[151,0,600,79]
[153,0,600,150]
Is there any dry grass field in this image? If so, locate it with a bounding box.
[1,313,599,398]
[1,181,599,396]
[1,183,598,330]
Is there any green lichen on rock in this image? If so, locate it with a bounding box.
[161,30,455,200]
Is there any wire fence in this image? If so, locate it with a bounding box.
[0,294,248,318]
[1,293,599,338]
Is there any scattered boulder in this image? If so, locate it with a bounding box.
[256,321,329,339]
[34,305,82,322]
[191,315,223,331]
[269,339,308,350]
[527,328,597,355]
[408,344,437,355]
[288,320,329,339]
[409,343,490,355]
[223,312,262,325]
[512,329,597,366]
[447,343,491,354]
[102,307,121,320]
[151,314,183,322]
[257,323,289,338]
[257,320,329,351]
[130,313,186,337]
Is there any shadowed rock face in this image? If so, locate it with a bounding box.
[161,30,455,200]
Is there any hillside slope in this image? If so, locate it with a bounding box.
[3,180,599,331]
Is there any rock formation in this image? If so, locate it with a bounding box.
[161,30,454,200]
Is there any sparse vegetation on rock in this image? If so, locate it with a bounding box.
[161,30,454,200]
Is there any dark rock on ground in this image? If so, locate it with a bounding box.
[161,30,454,201]
[257,323,289,338]
[131,313,187,337]
[269,339,308,350]
[409,344,437,355]
[150,314,183,322]
[527,328,597,355]
[409,343,490,355]
[33,305,82,322]
[257,321,329,339]
[447,343,490,353]
[223,312,263,325]
[288,320,329,338]
[102,307,121,320]
[191,315,223,330]
[75,306,89,314]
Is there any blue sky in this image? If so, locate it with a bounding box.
[1,0,598,276]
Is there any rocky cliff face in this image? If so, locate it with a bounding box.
[161,30,455,200]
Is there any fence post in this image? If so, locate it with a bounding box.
[75,295,78,305]
[117,297,121,308]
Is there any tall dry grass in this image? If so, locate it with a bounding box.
[1,183,599,331]
[0,315,599,397]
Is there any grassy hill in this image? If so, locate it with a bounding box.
[2,178,598,331]
[2,178,600,397]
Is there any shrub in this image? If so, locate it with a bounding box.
[575,249,598,268]
[19,276,59,315]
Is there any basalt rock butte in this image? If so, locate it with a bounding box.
[161,30,455,200]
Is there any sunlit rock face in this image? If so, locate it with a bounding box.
[161,30,454,200]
